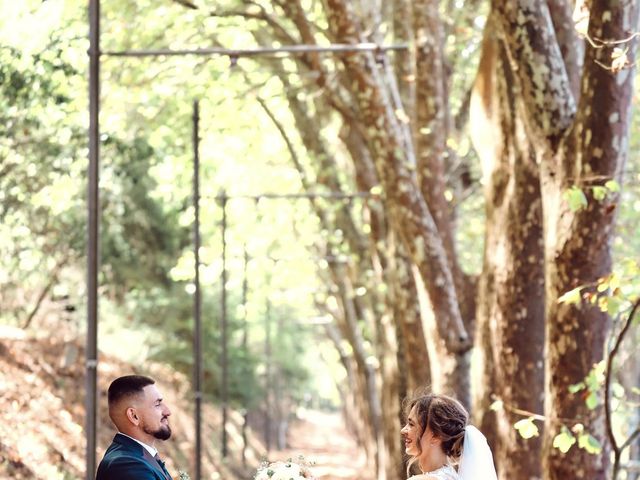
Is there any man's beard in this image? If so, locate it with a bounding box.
[144,420,172,440]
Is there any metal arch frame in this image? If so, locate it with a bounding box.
[86,1,404,478]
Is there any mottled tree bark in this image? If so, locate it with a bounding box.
[492,0,576,147]
[494,1,638,479]
[546,0,583,98]
[470,23,545,479]
[393,0,416,125]
[540,2,638,478]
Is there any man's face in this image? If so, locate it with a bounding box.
[136,384,172,441]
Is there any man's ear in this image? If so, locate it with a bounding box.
[126,407,140,426]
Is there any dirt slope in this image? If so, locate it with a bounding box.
[0,331,262,479]
[0,330,370,480]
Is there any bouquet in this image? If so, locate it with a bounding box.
[255,457,315,480]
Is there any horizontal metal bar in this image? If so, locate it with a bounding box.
[199,253,350,264]
[200,191,378,201]
[101,42,408,58]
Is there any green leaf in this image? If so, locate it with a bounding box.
[608,273,620,291]
[558,287,582,305]
[586,362,606,390]
[514,417,539,439]
[568,382,586,394]
[612,383,625,398]
[607,296,623,316]
[597,278,610,292]
[564,187,588,211]
[592,186,607,201]
[605,180,621,192]
[585,391,598,410]
[553,427,576,453]
[578,434,602,454]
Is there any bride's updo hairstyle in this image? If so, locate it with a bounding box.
[403,392,469,471]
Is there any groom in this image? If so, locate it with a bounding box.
[96,375,174,480]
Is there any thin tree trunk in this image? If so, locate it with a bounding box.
[391,241,432,394]
[323,0,470,353]
[340,122,432,396]
[22,256,69,329]
[330,262,384,478]
[378,306,403,480]
[325,323,372,452]
[412,0,474,406]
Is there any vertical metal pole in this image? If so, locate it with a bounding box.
[242,246,249,352]
[241,245,248,468]
[220,192,229,458]
[264,298,272,453]
[86,1,100,479]
[275,310,283,450]
[192,100,202,480]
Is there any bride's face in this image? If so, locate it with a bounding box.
[401,406,423,456]
[402,406,441,460]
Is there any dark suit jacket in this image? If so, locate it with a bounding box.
[96,433,173,480]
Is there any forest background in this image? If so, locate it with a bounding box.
[1,1,640,480]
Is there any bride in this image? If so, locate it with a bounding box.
[400,392,498,480]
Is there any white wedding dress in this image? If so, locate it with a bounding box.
[407,427,497,480]
[409,465,458,480]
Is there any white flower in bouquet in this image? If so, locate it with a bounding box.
[255,458,315,480]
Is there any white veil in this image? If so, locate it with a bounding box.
[457,425,497,480]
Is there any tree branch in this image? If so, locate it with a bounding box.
[22,256,69,329]
[493,0,576,149]
[172,0,198,10]
[605,296,640,480]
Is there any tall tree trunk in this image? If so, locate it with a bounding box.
[413,0,474,407]
[540,2,638,478]
[494,1,638,478]
[470,22,544,478]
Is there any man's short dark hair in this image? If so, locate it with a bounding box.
[107,375,155,406]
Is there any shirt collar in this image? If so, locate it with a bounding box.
[116,432,158,457]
